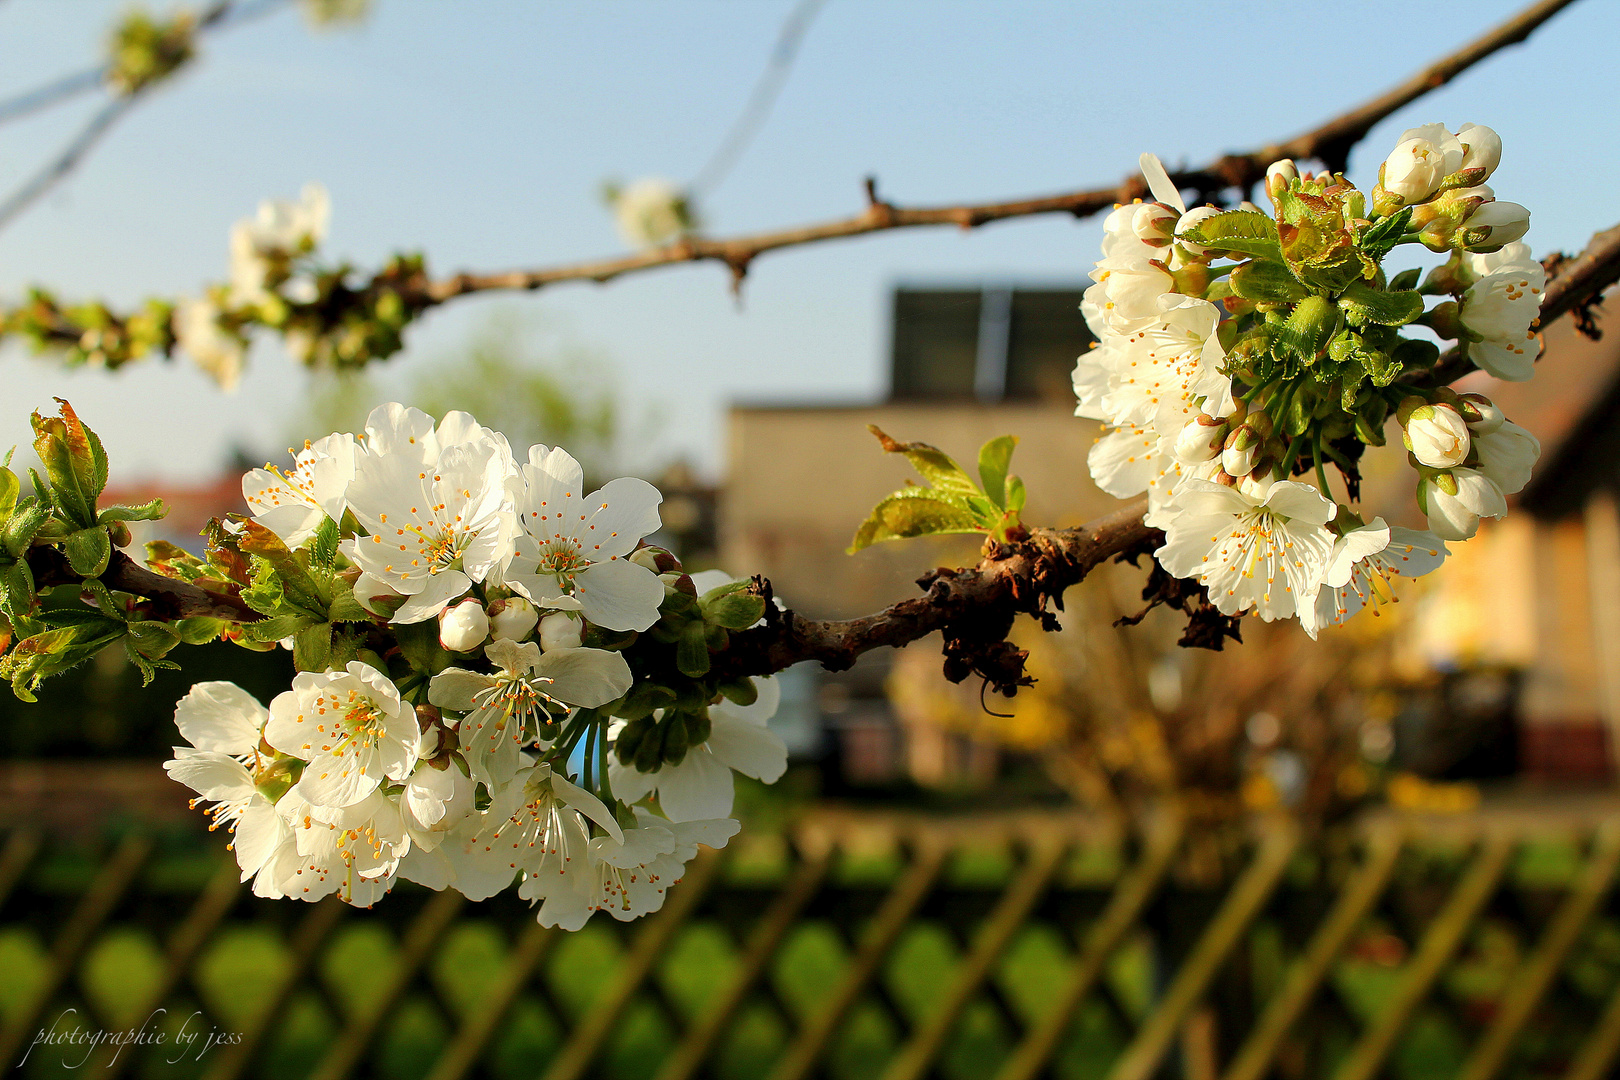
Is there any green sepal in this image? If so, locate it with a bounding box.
[1388,267,1422,292]
[700,581,765,631]
[682,708,711,749]
[719,677,758,707]
[1337,280,1423,328]
[1274,295,1342,366]
[1006,475,1026,514]
[1229,260,1308,305]
[98,498,167,525]
[63,527,113,577]
[613,681,678,722]
[676,621,711,678]
[849,488,985,553]
[661,710,692,767]
[1177,209,1282,261]
[976,435,1017,510]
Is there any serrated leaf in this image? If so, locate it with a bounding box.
[126,619,181,660]
[1,502,48,559]
[1229,260,1309,304]
[239,521,326,618]
[98,498,167,525]
[0,560,35,620]
[63,527,112,577]
[0,467,17,524]
[395,619,451,676]
[30,399,106,529]
[327,581,373,623]
[1358,206,1414,260]
[293,624,332,673]
[1,616,127,701]
[1337,280,1423,328]
[240,613,314,644]
[145,540,206,583]
[867,426,979,497]
[977,435,1017,510]
[1388,267,1421,292]
[174,617,227,645]
[849,489,987,553]
[309,516,340,571]
[1179,210,1282,261]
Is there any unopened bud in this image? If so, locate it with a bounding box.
[630,545,680,573]
[1459,200,1530,252]
[1456,123,1501,181]
[1222,435,1259,478]
[1265,159,1298,203]
[1237,469,1277,502]
[489,595,538,641]
[1174,415,1227,463]
[438,599,489,652]
[1131,202,1178,247]
[1381,137,1448,204]
[1457,393,1504,434]
[1403,403,1471,468]
[538,611,582,652]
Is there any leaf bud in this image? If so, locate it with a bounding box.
[489,595,538,641]
[538,611,583,652]
[438,598,489,653]
[1456,393,1504,434]
[1403,403,1471,468]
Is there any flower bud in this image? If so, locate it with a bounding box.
[1380,137,1448,204]
[1222,435,1259,479]
[438,599,489,652]
[1456,123,1501,181]
[1403,403,1471,468]
[1456,393,1504,434]
[630,545,680,573]
[1265,159,1298,203]
[1419,468,1507,542]
[1173,415,1227,463]
[1460,201,1530,252]
[1237,469,1277,502]
[538,611,582,652]
[489,596,539,641]
[1175,205,1222,257]
[1131,202,1178,247]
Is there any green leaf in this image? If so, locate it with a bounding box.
[238,521,326,619]
[63,527,112,577]
[1388,267,1421,292]
[30,399,107,530]
[309,516,340,571]
[1006,475,1027,515]
[239,613,314,644]
[1229,260,1309,304]
[395,619,452,676]
[1,502,48,560]
[293,624,333,673]
[174,617,227,645]
[849,489,987,553]
[1178,209,1282,261]
[676,621,711,678]
[977,435,1017,510]
[98,498,167,525]
[0,560,35,620]
[1358,206,1414,260]
[866,426,979,497]
[0,467,17,525]
[0,615,127,701]
[126,619,181,660]
[1337,280,1424,328]
[327,581,373,623]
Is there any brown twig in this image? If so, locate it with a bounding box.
[26,546,260,623]
[414,0,1576,303]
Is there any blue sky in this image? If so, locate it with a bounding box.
[0,0,1614,482]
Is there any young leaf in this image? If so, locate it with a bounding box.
[849,488,986,553]
[1229,260,1309,304]
[977,435,1018,510]
[1178,210,1283,261]
[1337,279,1424,327]
[867,426,980,497]
[63,527,113,577]
[98,498,167,525]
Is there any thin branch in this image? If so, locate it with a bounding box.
[0,67,104,126]
[0,98,135,230]
[417,0,1577,304]
[25,547,260,623]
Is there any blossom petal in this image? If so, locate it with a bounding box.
[533,647,633,709]
[233,798,286,879]
[705,712,789,783]
[573,558,664,632]
[428,668,496,713]
[576,477,662,557]
[174,681,268,754]
[655,751,736,822]
[393,570,472,624]
[164,749,256,802]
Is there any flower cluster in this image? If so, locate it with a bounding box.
[168,403,786,925]
[1074,124,1542,637]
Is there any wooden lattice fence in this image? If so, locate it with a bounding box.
[4,801,1620,1079]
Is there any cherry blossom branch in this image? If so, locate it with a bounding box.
[413,0,1576,301]
[24,546,260,622]
[717,227,1618,686]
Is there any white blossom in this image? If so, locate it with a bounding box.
[505,445,665,632]
[1473,420,1540,495]
[1404,404,1471,468]
[174,298,247,390]
[1456,123,1502,180]
[613,178,693,248]
[1459,243,1544,381]
[490,596,539,642]
[1155,479,1337,621]
[241,432,358,547]
[1462,200,1530,252]
[1419,468,1507,541]
[428,637,632,789]
[439,598,490,653]
[538,611,583,652]
[1299,521,1448,638]
[265,662,419,808]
